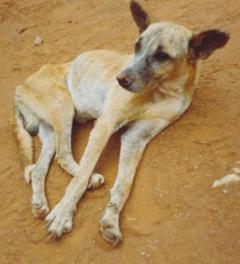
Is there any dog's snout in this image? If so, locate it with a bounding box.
[117,74,134,89]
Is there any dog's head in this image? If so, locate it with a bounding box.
[117,0,229,92]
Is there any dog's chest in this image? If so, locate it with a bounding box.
[139,94,192,121]
[65,50,130,122]
[66,69,110,121]
[68,81,106,121]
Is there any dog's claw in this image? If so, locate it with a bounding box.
[43,220,51,229]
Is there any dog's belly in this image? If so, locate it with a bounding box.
[70,82,107,121]
[66,50,132,121]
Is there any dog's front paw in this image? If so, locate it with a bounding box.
[24,164,35,184]
[45,201,74,239]
[32,194,49,218]
[100,209,122,246]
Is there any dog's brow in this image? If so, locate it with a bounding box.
[142,32,162,55]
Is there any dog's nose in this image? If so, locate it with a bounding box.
[117,75,134,88]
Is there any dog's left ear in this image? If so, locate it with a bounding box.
[130,0,151,33]
[188,29,229,60]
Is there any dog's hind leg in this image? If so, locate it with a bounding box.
[15,104,40,183]
[100,119,169,245]
[55,119,105,189]
[15,105,35,170]
[30,122,55,218]
[55,120,80,178]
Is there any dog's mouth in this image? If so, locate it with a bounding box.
[120,84,139,93]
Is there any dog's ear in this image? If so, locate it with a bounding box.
[130,0,151,33]
[188,29,229,60]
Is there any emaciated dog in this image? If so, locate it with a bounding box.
[15,1,229,245]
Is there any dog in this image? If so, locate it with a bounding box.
[15,1,229,245]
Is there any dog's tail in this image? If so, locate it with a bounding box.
[15,106,33,168]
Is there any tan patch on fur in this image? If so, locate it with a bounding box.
[185,61,197,95]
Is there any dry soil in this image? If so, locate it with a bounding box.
[0,0,240,263]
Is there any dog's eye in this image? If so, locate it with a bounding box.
[135,40,142,53]
[153,51,170,62]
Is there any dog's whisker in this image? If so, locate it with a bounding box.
[43,221,51,229]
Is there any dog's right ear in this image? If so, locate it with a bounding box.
[188,29,229,61]
[130,1,151,33]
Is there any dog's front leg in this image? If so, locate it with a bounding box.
[100,119,169,245]
[45,116,116,238]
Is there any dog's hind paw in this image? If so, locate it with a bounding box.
[24,164,35,184]
[88,173,105,190]
[45,202,74,239]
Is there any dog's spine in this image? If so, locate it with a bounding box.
[15,107,33,168]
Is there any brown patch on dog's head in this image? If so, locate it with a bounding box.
[188,29,229,61]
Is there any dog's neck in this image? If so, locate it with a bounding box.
[155,60,199,99]
[129,60,199,106]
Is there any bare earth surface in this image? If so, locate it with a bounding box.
[0,0,240,263]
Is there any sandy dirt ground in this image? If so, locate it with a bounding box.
[0,0,240,263]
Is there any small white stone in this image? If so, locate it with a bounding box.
[128,217,137,221]
[212,173,240,188]
[35,36,43,45]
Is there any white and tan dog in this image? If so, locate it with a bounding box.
[15,1,229,245]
